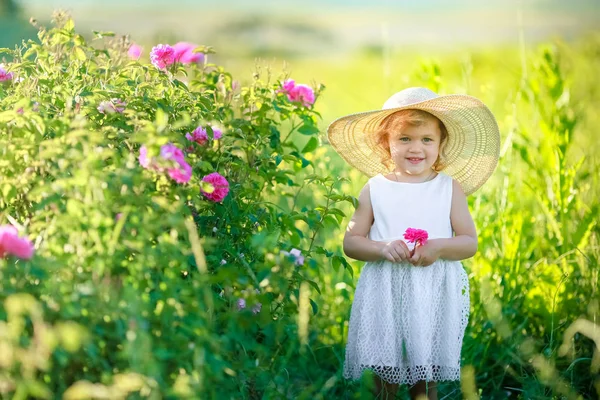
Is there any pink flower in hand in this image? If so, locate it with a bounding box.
[201,172,230,202]
[150,44,175,70]
[0,225,34,260]
[403,228,429,246]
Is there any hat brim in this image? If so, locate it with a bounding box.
[326,94,500,195]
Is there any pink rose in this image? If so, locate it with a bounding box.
[172,42,205,65]
[139,143,192,184]
[403,228,429,246]
[278,79,315,107]
[185,125,222,145]
[201,172,230,202]
[150,44,175,70]
[128,44,142,60]
[160,143,192,184]
[0,225,34,260]
[0,64,13,82]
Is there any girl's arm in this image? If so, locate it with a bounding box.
[433,179,478,260]
[342,183,386,262]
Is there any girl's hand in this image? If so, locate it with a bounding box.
[409,239,441,267]
[380,240,411,263]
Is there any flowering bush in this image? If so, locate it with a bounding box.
[0,12,354,398]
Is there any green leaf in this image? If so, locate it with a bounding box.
[305,280,322,295]
[74,47,87,61]
[301,137,319,153]
[298,123,320,135]
[309,298,319,315]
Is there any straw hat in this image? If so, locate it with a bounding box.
[326,87,500,195]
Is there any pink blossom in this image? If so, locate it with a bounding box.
[201,172,230,202]
[97,98,126,114]
[139,145,151,169]
[17,108,24,114]
[0,65,14,82]
[290,84,315,107]
[128,43,143,60]
[403,228,429,246]
[281,248,305,266]
[0,225,34,260]
[282,79,295,92]
[278,79,315,107]
[185,125,222,145]
[172,42,205,65]
[139,143,192,184]
[160,143,192,184]
[115,213,123,222]
[150,44,175,70]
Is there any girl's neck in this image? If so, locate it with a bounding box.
[389,169,437,183]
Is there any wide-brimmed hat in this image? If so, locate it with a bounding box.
[326,87,500,195]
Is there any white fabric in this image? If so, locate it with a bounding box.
[343,172,470,385]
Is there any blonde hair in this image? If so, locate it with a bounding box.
[373,109,449,172]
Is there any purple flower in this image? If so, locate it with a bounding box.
[281,248,305,266]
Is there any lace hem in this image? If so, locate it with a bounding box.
[343,363,461,386]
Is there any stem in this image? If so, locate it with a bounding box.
[307,182,335,253]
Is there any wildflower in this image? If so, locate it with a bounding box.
[0,64,13,82]
[160,143,192,184]
[0,225,34,260]
[281,248,305,266]
[172,42,205,64]
[201,172,230,202]
[97,98,126,114]
[139,143,192,184]
[237,289,262,315]
[128,43,142,60]
[150,44,175,70]
[278,79,315,107]
[185,125,222,146]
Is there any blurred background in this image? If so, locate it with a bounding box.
[2,0,599,124]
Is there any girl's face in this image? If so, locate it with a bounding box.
[387,117,441,179]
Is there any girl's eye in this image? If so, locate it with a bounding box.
[423,138,433,142]
[399,137,410,142]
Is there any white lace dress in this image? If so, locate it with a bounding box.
[343,172,470,385]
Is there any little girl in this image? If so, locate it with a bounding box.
[327,87,500,399]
